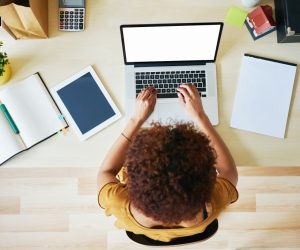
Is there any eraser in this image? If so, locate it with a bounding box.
[62,127,69,135]
[58,114,65,120]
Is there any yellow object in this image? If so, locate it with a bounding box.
[98,175,238,242]
[62,127,69,135]
[225,6,248,28]
[0,64,11,85]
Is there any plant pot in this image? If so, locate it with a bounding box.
[0,64,11,85]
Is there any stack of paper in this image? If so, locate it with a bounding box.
[231,54,297,139]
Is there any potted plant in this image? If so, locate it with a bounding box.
[0,41,11,85]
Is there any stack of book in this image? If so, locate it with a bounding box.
[245,5,276,40]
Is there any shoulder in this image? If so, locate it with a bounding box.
[98,182,128,210]
[211,177,239,209]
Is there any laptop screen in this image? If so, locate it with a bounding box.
[121,23,223,64]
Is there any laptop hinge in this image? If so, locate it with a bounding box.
[134,61,207,67]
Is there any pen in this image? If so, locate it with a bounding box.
[0,103,20,134]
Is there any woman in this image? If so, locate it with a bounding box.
[97,84,238,242]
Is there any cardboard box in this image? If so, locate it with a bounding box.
[0,0,48,39]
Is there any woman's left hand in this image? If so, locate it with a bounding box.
[131,86,157,125]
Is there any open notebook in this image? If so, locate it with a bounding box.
[0,73,67,165]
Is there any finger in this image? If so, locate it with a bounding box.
[137,90,145,100]
[149,95,157,109]
[142,96,156,116]
[180,84,197,96]
[148,89,157,102]
[152,88,157,97]
[144,86,155,93]
[140,88,151,100]
[149,86,157,94]
[177,86,190,101]
[145,87,157,98]
[177,92,185,105]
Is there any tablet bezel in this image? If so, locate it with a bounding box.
[51,66,122,141]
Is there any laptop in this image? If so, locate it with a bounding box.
[120,23,223,126]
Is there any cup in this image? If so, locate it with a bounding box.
[241,0,261,8]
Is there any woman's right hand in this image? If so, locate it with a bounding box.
[177,84,206,120]
[131,86,157,125]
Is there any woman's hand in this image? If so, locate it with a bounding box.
[131,86,157,125]
[177,84,206,119]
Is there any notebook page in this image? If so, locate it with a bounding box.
[231,55,297,138]
[0,110,25,164]
[0,74,67,147]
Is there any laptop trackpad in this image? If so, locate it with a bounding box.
[157,102,189,124]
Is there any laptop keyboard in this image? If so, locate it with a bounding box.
[135,70,207,98]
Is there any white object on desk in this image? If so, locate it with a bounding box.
[0,73,67,165]
[51,66,122,141]
[241,0,261,8]
[231,54,297,139]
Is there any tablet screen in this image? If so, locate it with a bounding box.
[57,72,116,134]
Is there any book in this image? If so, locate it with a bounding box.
[230,54,297,138]
[245,5,276,40]
[0,73,68,165]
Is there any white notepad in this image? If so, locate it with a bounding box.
[0,73,67,165]
[231,54,297,138]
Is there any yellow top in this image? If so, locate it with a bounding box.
[98,176,238,242]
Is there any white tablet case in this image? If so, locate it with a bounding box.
[51,66,121,141]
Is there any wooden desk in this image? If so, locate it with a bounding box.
[1,0,300,167]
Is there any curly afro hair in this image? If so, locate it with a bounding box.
[125,122,217,225]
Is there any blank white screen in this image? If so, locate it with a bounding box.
[122,25,221,63]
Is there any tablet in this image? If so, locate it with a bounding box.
[51,66,121,141]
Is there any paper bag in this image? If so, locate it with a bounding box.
[0,0,48,39]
